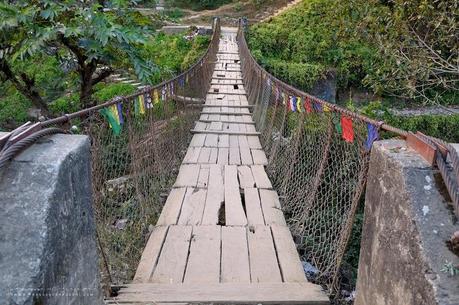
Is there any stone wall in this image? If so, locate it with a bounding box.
[355,140,459,305]
[0,134,103,305]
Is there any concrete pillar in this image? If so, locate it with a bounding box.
[0,134,102,305]
[355,140,459,305]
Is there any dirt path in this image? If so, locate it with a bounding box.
[180,0,300,26]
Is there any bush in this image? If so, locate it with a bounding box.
[93,83,138,103]
[360,101,459,143]
[49,93,81,115]
[0,89,32,129]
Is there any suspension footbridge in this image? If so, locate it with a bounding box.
[1,17,458,305]
[106,26,328,305]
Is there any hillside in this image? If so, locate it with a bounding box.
[247,0,458,107]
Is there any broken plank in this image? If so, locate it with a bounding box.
[237,165,255,189]
[244,188,265,226]
[259,189,287,226]
[202,165,224,225]
[251,165,272,189]
[224,165,247,226]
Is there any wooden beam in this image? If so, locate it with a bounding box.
[191,130,260,136]
[109,283,329,304]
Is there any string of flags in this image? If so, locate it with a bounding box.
[264,75,380,150]
[99,74,190,135]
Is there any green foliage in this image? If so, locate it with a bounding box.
[181,35,210,70]
[247,0,457,105]
[93,83,137,103]
[0,89,31,128]
[49,93,80,114]
[360,101,459,143]
[247,0,381,92]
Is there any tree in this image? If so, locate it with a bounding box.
[0,0,154,116]
[361,0,458,104]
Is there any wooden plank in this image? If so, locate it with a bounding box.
[218,134,229,148]
[151,226,192,284]
[271,225,307,283]
[209,147,218,163]
[237,165,255,189]
[229,147,241,165]
[224,165,247,226]
[248,136,262,149]
[229,135,239,148]
[217,147,229,165]
[178,188,207,226]
[191,129,260,136]
[183,146,201,164]
[156,188,187,226]
[174,165,199,187]
[247,225,282,283]
[197,167,210,188]
[198,147,211,163]
[238,135,250,148]
[190,134,206,147]
[251,149,268,165]
[205,134,219,147]
[184,226,221,283]
[194,121,207,131]
[112,282,329,304]
[259,189,287,226]
[210,121,223,130]
[244,188,265,226]
[202,165,224,225]
[221,226,250,283]
[251,165,272,189]
[240,145,253,165]
[133,226,169,283]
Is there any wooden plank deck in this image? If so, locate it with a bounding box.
[110,27,329,305]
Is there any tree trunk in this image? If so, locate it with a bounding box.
[79,61,98,108]
[0,59,50,117]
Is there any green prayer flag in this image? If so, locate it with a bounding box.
[100,108,122,135]
[333,113,342,135]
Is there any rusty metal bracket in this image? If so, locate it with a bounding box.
[406,131,438,165]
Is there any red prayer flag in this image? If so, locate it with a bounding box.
[341,116,354,143]
[304,97,312,113]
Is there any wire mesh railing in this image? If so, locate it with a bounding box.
[0,18,221,290]
[237,18,459,294]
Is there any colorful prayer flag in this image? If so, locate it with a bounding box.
[304,97,312,113]
[116,102,124,125]
[313,101,322,112]
[323,104,331,112]
[100,106,122,135]
[153,90,160,104]
[333,113,342,135]
[365,123,379,151]
[296,97,303,113]
[135,95,146,116]
[341,115,354,143]
[161,86,167,101]
[289,96,297,112]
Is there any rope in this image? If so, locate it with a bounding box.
[0,128,67,170]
